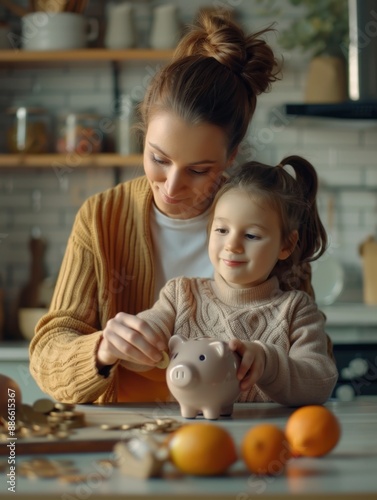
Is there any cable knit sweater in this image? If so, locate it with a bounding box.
[136,273,338,406]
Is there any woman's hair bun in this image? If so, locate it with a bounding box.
[174,10,280,96]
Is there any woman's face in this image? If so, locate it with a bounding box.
[144,112,232,219]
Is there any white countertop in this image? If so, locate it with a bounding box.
[1,399,376,499]
[321,303,377,326]
[0,341,29,361]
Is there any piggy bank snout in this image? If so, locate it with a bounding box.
[168,363,198,388]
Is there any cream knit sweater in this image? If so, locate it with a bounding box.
[136,273,338,406]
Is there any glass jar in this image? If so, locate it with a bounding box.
[56,113,103,154]
[6,107,50,154]
[115,95,141,155]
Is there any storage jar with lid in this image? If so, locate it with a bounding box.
[56,113,103,154]
[6,107,50,154]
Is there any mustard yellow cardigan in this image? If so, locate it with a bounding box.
[29,176,170,404]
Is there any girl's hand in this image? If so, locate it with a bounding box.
[228,339,266,392]
[96,312,167,369]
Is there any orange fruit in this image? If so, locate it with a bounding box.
[285,405,341,457]
[168,422,237,475]
[241,423,290,475]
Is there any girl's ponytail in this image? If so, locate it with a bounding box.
[280,156,327,263]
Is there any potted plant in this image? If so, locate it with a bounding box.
[257,0,349,102]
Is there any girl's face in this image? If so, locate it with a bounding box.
[144,112,233,219]
[208,189,296,288]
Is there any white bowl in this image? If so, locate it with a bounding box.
[18,308,49,341]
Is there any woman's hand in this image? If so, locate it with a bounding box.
[228,339,266,392]
[96,312,168,369]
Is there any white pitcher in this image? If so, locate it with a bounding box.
[150,4,180,50]
[105,2,136,49]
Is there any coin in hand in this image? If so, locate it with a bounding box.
[155,351,169,369]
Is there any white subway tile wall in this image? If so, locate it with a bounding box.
[0,0,376,331]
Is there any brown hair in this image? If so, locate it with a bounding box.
[209,156,328,290]
[138,11,280,155]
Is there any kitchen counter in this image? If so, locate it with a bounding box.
[0,399,376,499]
[0,341,29,361]
[321,303,377,326]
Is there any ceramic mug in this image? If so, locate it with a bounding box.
[21,12,99,51]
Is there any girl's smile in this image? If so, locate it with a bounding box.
[209,189,294,288]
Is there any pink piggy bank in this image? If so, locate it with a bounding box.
[166,335,241,420]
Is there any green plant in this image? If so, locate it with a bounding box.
[257,0,349,58]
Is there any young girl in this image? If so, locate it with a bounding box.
[123,156,338,406]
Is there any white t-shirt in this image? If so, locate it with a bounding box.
[150,203,214,301]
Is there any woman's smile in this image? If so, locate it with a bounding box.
[143,113,231,219]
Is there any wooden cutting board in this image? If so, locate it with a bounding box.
[0,412,155,455]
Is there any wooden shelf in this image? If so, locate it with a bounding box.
[0,48,174,63]
[0,153,143,168]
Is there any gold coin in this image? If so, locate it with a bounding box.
[155,351,169,369]
[96,459,117,469]
[33,398,56,414]
[54,402,75,412]
[100,424,120,430]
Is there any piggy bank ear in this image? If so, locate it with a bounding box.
[168,334,187,352]
[209,340,226,358]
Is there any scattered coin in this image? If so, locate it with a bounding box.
[18,457,79,479]
[155,351,170,369]
[96,459,117,470]
[2,399,86,442]
[33,398,56,414]
[54,402,75,412]
[58,474,89,484]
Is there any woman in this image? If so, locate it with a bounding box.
[29,12,287,403]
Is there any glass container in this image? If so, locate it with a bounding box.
[6,107,50,154]
[56,113,103,154]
